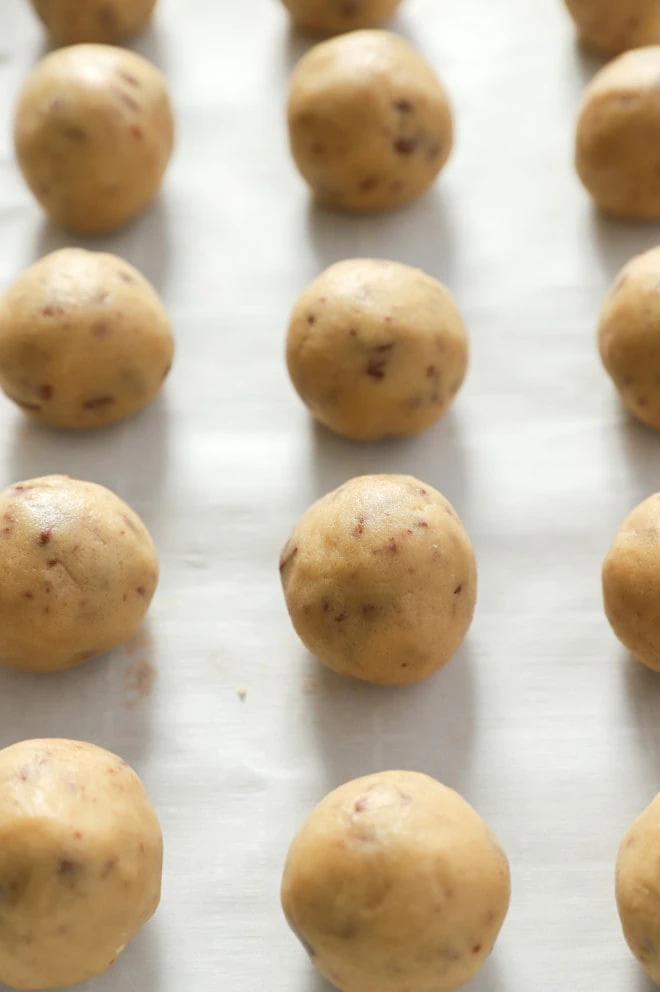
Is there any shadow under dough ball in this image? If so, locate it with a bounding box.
[0,738,162,990]
[576,46,660,219]
[279,474,476,685]
[30,0,159,45]
[287,30,453,211]
[0,475,158,673]
[617,794,660,984]
[564,0,660,55]
[0,248,173,429]
[598,246,660,429]
[281,770,511,992]
[281,0,401,35]
[602,493,660,671]
[286,259,468,440]
[14,44,174,235]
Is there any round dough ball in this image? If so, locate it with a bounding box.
[281,770,510,992]
[598,246,660,429]
[564,0,660,55]
[575,47,660,219]
[281,0,401,35]
[30,0,158,45]
[0,475,158,673]
[602,493,660,671]
[279,474,476,685]
[0,738,162,990]
[14,45,174,234]
[287,31,453,211]
[0,248,173,429]
[286,259,467,440]
[616,794,660,983]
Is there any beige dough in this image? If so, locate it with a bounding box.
[279,474,476,685]
[0,475,158,673]
[281,0,401,34]
[30,0,158,45]
[14,45,174,234]
[617,795,660,984]
[286,259,467,440]
[281,770,510,992]
[598,246,660,429]
[575,47,660,219]
[564,0,660,55]
[602,493,660,671]
[287,30,453,211]
[0,738,162,990]
[0,248,173,429]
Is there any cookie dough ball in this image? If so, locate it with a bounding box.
[0,249,173,429]
[14,45,174,234]
[0,738,162,990]
[575,47,660,218]
[602,494,660,671]
[282,771,510,992]
[30,0,158,45]
[287,31,453,211]
[0,475,158,673]
[281,0,401,35]
[616,794,660,983]
[564,0,660,55]
[287,259,467,440]
[279,474,476,684]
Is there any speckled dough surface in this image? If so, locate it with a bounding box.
[30,0,158,45]
[564,0,660,54]
[575,47,660,218]
[0,248,173,429]
[281,770,511,992]
[617,794,660,984]
[0,475,158,673]
[287,30,453,211]
[14,44,174,234]
[279,474,476,684]
[0,738,162,990]
[286,259,467,440]
[281,0,401,35]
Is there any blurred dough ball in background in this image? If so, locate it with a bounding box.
[281,0,401,35]
[287,30,453,211]
[564,0,660,55]
[14,44,174,234]
[30,0,159,45]
[576,47,660,219]
[281,770,511,992]
[0,248,173,429]
[616,794,660,984]
[0,738,162,990]
[598,246,660,429]
[286,259,468,440]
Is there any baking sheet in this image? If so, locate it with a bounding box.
[2,0,660,989]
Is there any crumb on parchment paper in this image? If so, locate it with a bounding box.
[237,686,247,700]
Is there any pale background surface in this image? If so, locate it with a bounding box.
[0,0,658,989]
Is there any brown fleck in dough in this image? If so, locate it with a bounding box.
[602,494,660,671]
[0,249,173,429]
[287,31,453,211]
[30,0,158,45]
[0,475,158,673]
[616,794,660,983]
[281,0,401,35]
[598,247,660,429]
[287,259,468,440]
[281,771,510,992]
[564,0,660,55]
[279,474,476,685]
[575,47,660,218]
[14,45,174,234]
[0,738,161,990]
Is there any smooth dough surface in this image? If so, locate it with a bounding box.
[0,475,158,673]
[617,794,660,984]
[30,0,158,45]
[280,474,476,684]
[287,259,467,440]
[14,45,174,234]
[576,47,660,218]
[0,738,162,990]
[0,249,173,429]
[602,493,660,671]
[287,30,453,211]
[281,770,511,992]
[281,0,401,34]
[598,246,660,429]
[564,0,660,54]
